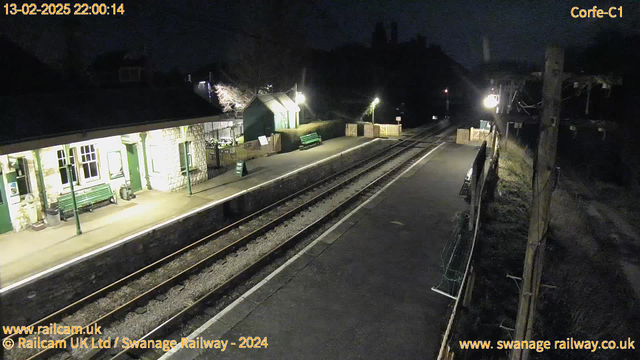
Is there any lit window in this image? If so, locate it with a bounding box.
[107,151,124,180]
[15,157,31,195]
[178,142,193,172]
[57,148,78,186]
[80,144,100,180]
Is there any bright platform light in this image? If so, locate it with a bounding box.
[296,92,306,104]
[483,94,499,108]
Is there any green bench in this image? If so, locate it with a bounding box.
[57,183,117,220]
[299,132,322,150]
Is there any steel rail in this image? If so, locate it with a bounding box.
[3,123,438,346]
[17,124,450,360]
[111,125,457,360]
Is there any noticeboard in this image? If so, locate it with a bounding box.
[235,160,248,177]
[8,182,18,197]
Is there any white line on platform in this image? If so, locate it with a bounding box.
[160,141,447,359]
[0,139,380,294]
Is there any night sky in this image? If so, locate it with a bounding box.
[3,0,640,73]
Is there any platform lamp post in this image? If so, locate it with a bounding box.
[181,126,192,196]
[140,132,152,190]
[444,88,449,114]
[371,97,380,124]
[64,144,82,235]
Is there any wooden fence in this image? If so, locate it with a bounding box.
[378,124,402,136]
[345,123,357,137]
[456,127,496,145]
[364,124,402,138]
[206,134,281,168]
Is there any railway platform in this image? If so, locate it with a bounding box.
[0,136,378,289]
[164,142,479,360]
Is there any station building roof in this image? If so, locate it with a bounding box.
[248,93,300,114]
[0,87,222,154]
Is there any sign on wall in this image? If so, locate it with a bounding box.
[8,182,18,197]
[120,134,137,144]
[107,151,124,179]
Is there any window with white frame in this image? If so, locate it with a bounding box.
[80,144,100,180]
[107,151,124,180]
[15,157,31,195]
[178,142,193,172]
[57,148,78,185]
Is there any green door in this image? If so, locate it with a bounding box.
[0,172,13,234]
[126,144,143,193]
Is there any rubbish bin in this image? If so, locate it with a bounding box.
[45,207,60,227]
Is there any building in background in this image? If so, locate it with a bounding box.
[242,93,300,142]
[0,88,221,234]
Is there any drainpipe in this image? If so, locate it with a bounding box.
[184,140,192,196]
[64,144,82,235]
[139,132,152,190]
[34,149,48,210]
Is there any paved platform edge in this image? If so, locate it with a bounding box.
[0,138,382,294]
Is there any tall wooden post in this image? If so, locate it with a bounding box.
[504,122,510,150]
[511,47,563,360]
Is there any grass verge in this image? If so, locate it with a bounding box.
[450,141,640,360]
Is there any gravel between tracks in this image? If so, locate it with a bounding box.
[8,143,426,360]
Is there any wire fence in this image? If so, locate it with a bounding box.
[437,126,501,360]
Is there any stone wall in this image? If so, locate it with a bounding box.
[1,139,391,326]
[39,137,135,209]
[1,125,208,232]
[146,124,207,192]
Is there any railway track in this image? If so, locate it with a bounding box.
[4,121,457,360]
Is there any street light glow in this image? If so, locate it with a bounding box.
[371,97,380,124]
[444,88,448,93]
[483,94,499,108]
[295,92,306,104]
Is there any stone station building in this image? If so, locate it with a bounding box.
[0,88,221,234]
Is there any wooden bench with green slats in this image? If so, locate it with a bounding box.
[57,183,117,220]
[299,132,322,150]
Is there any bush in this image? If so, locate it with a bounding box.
[277,119,347,152]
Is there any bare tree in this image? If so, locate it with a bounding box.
[214,83,253,112]
[227,0,308,94]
